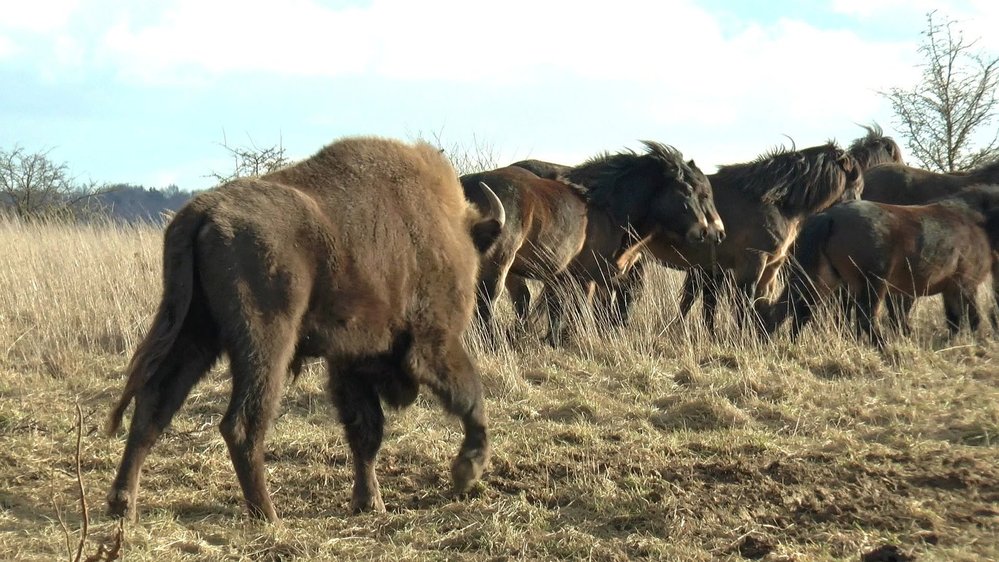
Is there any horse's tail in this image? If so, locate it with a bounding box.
[767,213,837,333]
[107,205,207,435]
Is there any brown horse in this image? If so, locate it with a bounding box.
[863,157,999,329]
[463,142,723,343]
[847,123,905,170]
[768,185,999,348]
[863,158,999,205]
[508,159,570,180]
[647,127,905,330]
[619,142,864,331]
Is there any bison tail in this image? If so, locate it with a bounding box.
[106,206,206,435]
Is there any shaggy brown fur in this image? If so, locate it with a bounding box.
[106,136,504,522]
[465,142,723,344]
[769,185,999,348]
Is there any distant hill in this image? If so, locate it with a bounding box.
[97,184,194,223]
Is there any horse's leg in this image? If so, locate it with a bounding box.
[856,281,887,349]
[884,294,914,336]
[942,287,981,336]
[475,259,511,346]
[541,278,566,347]
[700,271,720,333]
[610,258,648,327]
[505,274,531,339]
[107,330,220,521]
[677,268,702,321]
[789,285,816,341]
[735,272,762,333]
[545,275,587,346]
[330,359,387,513]
[751,259,785,337]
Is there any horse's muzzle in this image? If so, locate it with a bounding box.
[688,222,726,244]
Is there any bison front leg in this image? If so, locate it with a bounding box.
[331,365,386,514]
[412,340,489,495]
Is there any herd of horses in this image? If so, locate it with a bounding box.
[104,127,999,523]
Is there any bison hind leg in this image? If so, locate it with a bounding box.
[218,329,299,523]
[108,329,220,521]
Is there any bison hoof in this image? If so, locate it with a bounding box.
[451,448,489,494]
[107,488,136,522]
[350,491,386,514]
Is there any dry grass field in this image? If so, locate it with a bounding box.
[1,218,997,561]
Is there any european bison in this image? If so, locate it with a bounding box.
[106,136,505,522]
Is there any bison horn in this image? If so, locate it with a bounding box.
[479,181,505,228]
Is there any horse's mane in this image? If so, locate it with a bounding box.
[712,142,851,214]
[561,141,694,208]
[967,157,999,181]
[848,123,903,170]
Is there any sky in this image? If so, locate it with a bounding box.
[2,0,997,191]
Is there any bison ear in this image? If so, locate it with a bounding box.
[472,221,502,254]
[471,182,506,254]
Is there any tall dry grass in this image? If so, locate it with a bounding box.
[1,217,997,561]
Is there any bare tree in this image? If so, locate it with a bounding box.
[0,145,111,220]
[416,128,499,176]
[882,11,999,172]
[207,131,290,184]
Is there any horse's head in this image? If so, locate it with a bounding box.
[849,124,905,169]
[640,143,725,244]
[835,148,865,202]
[574,142,725,244]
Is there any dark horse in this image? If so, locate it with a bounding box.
[863,158,999,205]
[767,185,999,348]
[615,142,864,331]
[508,159,571,180]
[627,127,903,330]
[863,157,999,329]
[463,141,724,343]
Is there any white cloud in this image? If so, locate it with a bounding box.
[0,0,80,33]
[830,0,938,19]
[0,35,16,58]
